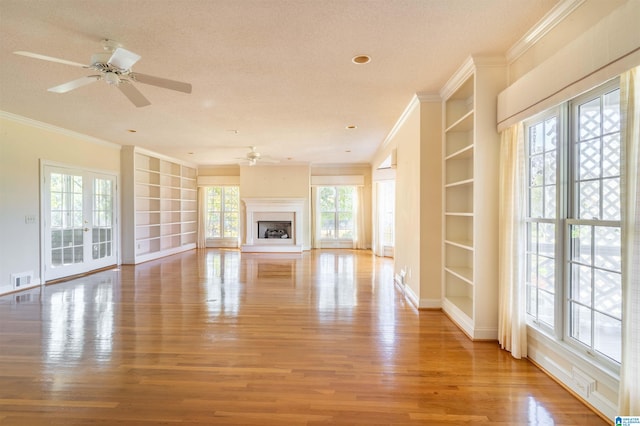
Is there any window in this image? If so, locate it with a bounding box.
[205,186,239,239]
[318,186,355,239]
[525,80,622,367]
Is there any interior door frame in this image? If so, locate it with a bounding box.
[39,159,120,283]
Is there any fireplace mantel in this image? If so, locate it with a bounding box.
[242,198,304,253]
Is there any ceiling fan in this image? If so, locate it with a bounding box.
[237,146,279,166]
[14,39,192,107]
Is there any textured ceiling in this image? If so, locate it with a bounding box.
[0,0,558,166]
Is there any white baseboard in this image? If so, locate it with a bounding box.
[419,298,442,309]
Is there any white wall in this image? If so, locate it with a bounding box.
[418,100,442,308]
[370,96,442,308]
[383,102,422,304]
[0,113,120,295]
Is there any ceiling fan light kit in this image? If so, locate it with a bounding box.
[236,146,279,166]
[14,39,192,107]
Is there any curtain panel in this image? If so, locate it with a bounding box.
[196,186,207,249]
[497,123,527,359]
[618,66,640,416]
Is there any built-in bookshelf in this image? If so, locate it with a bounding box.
[121,146,197,264]
[441,56,506,340]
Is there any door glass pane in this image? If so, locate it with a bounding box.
[50,173,84,266]
[92,178,114,260]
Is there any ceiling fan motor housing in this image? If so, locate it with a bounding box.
[91,53,112,67]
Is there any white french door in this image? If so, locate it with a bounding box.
[43,165,117,281]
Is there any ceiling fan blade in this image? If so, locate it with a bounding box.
[131,72,192,93]
[108,47,140,70]
[48,75,100,93]
[118,83,151,107]
[14,51,87,68]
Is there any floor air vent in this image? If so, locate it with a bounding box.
[11,272,33,289]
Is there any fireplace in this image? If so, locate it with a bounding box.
[242,198,305,253]
[258,221,292,239]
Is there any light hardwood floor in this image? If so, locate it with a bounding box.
[0,249,607,425]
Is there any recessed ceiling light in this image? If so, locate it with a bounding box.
[352,55,371,64]
[346,125,357,129]
[188,152,195,155]
[127,129,137,133]
[345,150,351,153]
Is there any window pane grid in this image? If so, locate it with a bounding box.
[525,219,556,327]
[525,112,558,330]
[50,173,84,266]
[566,86,621,364]
[319,186,355,240]
[206,186,239,239]
[92,178,113,260]
[525,82,622,368]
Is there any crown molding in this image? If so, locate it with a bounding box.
[506,0,586,64]
[0,110,120,150]
[439,55,506,100]
[416,92,441,103]
[380,95,420,149]
[380,91,439,149]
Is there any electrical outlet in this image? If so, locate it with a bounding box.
[25,215,36,224]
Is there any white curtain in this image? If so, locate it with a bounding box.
[196,186,207,248]
[354,186,367,249]
[310,186,321,249]
[497,122,527,359]
[618,66,640,416]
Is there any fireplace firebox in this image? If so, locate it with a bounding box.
[258,221,292,239]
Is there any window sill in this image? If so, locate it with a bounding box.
[526,324,620,378]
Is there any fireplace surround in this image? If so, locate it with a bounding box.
[241,198,304,252]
